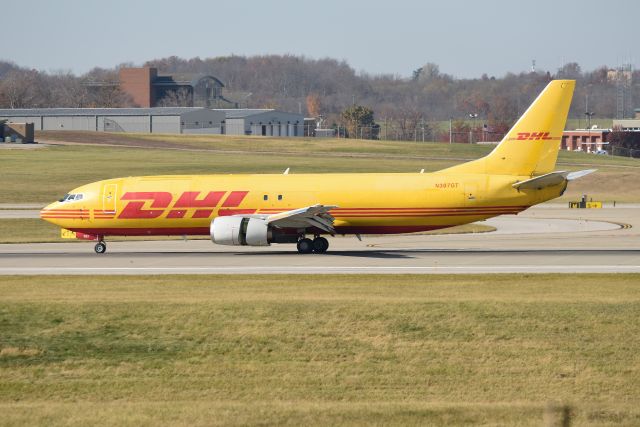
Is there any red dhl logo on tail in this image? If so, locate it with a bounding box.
[118,191,252,219]
[516,132,554,140]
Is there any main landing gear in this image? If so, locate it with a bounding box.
[94,240,107,254]
[297,236,329,254]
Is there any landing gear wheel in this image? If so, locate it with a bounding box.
[94,241,107,254]
[296,238,314,254]
[312,237,329,253]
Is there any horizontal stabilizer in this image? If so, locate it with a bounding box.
[513,169,596,190]
[567,169,597,181]
[513,171,568,190]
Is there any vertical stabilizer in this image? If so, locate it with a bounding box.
[442,80,575,176]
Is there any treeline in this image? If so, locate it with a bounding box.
[0,55,638,134]
[0,64,131,108]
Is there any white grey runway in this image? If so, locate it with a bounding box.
[1,205,638,275]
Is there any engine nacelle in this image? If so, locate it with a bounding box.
[210,217,300,246]
[210,216,270,246]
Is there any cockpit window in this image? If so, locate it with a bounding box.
[58,193,84,202]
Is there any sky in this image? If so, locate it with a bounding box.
[3,0,638,79]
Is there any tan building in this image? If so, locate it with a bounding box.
[613,117,640,131]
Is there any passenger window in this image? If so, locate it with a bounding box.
[263,195,268,201]
[278,195,283,201]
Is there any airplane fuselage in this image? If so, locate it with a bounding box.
[41,172,565,237]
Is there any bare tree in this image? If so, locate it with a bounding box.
[157,88,193,107]
[0,70,39,108]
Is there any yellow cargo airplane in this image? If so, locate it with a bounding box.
[41,79,593,254]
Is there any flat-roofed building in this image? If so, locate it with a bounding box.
[613,118,640,131]
[0,107,225,134]
[215,109,304,136]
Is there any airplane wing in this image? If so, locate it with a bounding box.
[512,169,596,190]
[265,204,338,234]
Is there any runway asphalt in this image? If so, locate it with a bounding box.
[1,205,638,274]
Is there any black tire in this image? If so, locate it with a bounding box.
[94,242,107,254]
[296,238,314,254]
[312,237,329,253]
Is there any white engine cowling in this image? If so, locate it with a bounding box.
[210,216,270,246]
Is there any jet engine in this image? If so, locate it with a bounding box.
[210,217,298,246]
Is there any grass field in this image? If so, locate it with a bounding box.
[3,131,640,203]
[1,274,639,426]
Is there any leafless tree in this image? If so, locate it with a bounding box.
[157,88,193,107]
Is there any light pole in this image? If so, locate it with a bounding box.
[584,111,594,129]
[585,111,594,152]
[468,113,478,143]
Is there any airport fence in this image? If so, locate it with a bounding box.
[306,124,505,143]
[611,146,640,158]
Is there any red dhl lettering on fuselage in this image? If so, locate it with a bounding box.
[117,191,251,219]
[506,132,559,141]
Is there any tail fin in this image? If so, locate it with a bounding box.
[442,80,575,176]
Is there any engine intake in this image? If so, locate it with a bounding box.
[210,217,298,246]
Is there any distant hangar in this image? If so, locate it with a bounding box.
[216,109,304,136]
[0,108,304,136]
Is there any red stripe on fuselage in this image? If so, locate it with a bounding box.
[66,224,452,236]
[218,209,256,216]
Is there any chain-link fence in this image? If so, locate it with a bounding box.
[306,124,505,143]
[611,146,640,158]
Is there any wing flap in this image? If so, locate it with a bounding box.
[266,204,338,234]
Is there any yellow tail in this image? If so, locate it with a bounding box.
[442,80,575,176]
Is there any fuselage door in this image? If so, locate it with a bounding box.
[103,183,118,214]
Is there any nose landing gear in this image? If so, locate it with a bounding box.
[94,240,107,254]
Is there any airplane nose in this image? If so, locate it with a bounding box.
[40,202,61,223]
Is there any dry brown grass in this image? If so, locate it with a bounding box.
[1,274,639,425]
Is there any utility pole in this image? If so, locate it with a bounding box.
[449,118,452,144]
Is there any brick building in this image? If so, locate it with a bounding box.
[88,67,234,108]
[561,129,609,152]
